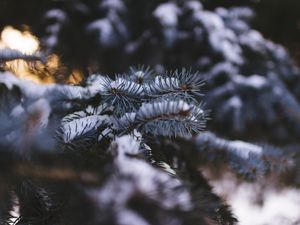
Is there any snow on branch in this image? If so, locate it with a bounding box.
[113,100,207,138]
[0,48,44,63]
[196,132,294,179]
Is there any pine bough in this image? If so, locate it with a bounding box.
[0,63,296,225]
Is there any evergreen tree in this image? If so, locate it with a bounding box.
[0,0,300,225]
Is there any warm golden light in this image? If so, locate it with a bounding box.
[0,26,83,84]
[0,26,39,54]
[0,26,48,83]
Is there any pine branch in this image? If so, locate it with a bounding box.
[129,65,155,84]
[98,75,144,114]
[1,0,300,223]
[144,69,204,102]
[0,48,44,63]
[114,100,207,138]
[195,132,294,179]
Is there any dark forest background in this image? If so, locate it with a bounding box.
[1,0,300,70]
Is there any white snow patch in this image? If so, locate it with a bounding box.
[117,210,150,225]
[228,96,242,108]
[210,175,300,225]
[185,1,203,12]
[153,2,179,27]
[246,75,268,89]
[228,140,263,159]
[27,98,51,128]
[87,19,113,45]
[115,135,141,157]
[45,9,66,21]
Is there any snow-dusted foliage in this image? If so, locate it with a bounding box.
[55,69,207,146]
[2,0,299,143]
[1,0,300,225]
[0,68,239,225]
[195,132,293,179]
[206,73,300,143]
[0,65,297,225]
[0,48,44,63]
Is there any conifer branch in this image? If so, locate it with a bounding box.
[195,132,294,179]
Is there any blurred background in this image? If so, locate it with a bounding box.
[0,0,300,225]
